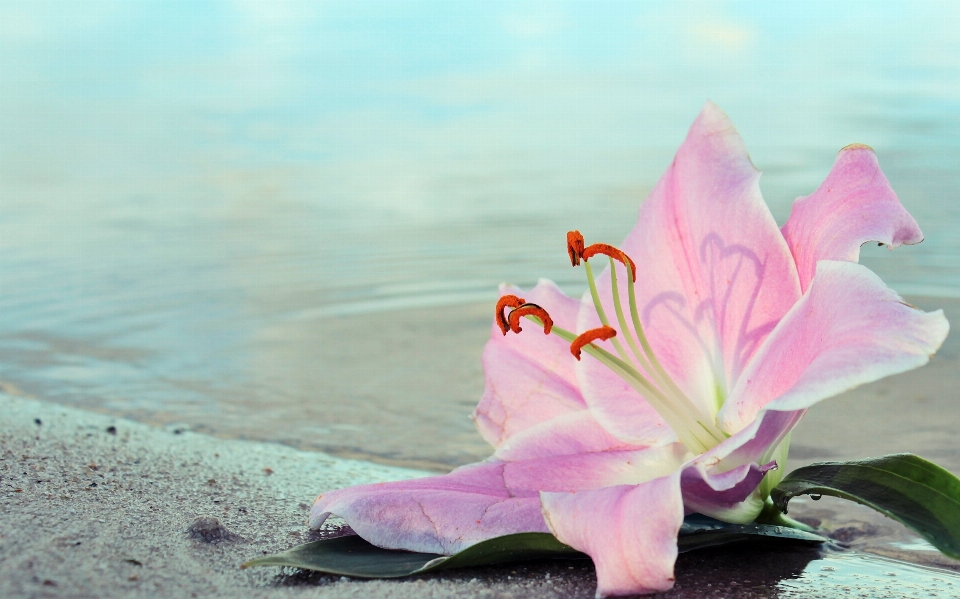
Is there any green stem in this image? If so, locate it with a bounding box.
[584,260,631,364]
[754,497,817,532]
[524,316,712,453]
[608,257,658,382]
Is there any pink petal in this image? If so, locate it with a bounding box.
[704,408,804,469]
[311,445,689,556]
[681,408,804,522]
[581,102,802,436]
[541,475,684,597]
[719,260,949,434]
[473,280,587,448]
[503,443,689,492]
[310,462,547,555]
[680,460,775,522]
[781,144,924,292]
[575,278,679,446]
[492,410,651,461]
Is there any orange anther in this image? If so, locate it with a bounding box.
[507,303,554,335]
[582,243,637,282]
[495,295,526,336]
[570,326,617,360]
[567,230,585,266]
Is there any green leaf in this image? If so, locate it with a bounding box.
[678,514,826,552]
[241,532,581,578]
[241,515,826,577]
[772,453,960,559]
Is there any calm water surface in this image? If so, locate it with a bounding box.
[1,1,960,464]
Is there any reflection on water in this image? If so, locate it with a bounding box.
[778,552,960,598]
[668,539,960,598]
[1,1,960,466]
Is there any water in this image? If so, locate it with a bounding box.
[2,1,960,466]
[778,552,960,598]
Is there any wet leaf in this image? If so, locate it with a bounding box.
[241,514,826,577]
[772,453,960,558]
[677,514,826,552]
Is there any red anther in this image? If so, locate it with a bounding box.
[495,295,526,336]
[567,230,585,267]
[570,326,617,360]
[507,303,554,335]
[582,243,637,282]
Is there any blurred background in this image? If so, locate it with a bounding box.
[1,0,958,469]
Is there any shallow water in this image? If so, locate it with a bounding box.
[777,552,960,598]
[2,2,960,468]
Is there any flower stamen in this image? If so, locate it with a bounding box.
[582,243,637,282]
[566,231,728,451]
[570,326,617,360]
[567,230,585,266]
[508,303,553,335]
[495,294,525,336]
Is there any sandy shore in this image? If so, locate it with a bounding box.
[3,296,960,598]
[33,295,957,476]
[4,391,960,599]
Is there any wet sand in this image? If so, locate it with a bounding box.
[3,295,960,597]
[206,294,960,475]
[5,392,960,599]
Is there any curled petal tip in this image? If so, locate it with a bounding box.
[570,326,617,360]
[840,142,874,153]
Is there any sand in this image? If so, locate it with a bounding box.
[4,295,960,597]
[4,391,960,599]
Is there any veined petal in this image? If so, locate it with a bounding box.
[310,462,546,555]
[503,443,689,491]
[680,460,775,523]
[674,408,803,522]
[575,305,678,446]
[611,101,800,420]
[474,279,586,448]
[311,445,689,557]
[575,263,680,446]
[541,475,684,597]
[781,144,924,292]
[719,260,949,434]
[493,410,654,461]
[703,408,804,470]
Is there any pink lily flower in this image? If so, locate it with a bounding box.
[310,102,949,597]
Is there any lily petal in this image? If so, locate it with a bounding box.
[680,460,775,523]
[310,462,546,555]
[541,475,684,598]
[503,443,689,491]
[493,410,653,461]
[705,408,804,470]
[719,260,949,434]
[781,144,924,292]
[574,265,678,447]
[574,316,678,446]
[679,408,805,522]
[582,101,801,436]
[311,445,689,556]
[474,279,586,448]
